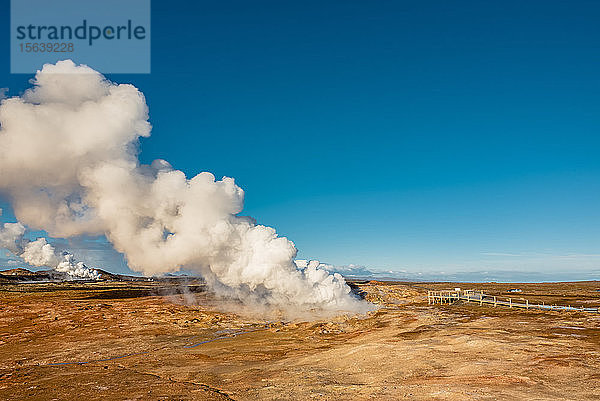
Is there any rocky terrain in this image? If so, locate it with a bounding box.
[1,275,599,400]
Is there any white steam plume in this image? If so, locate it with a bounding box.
[55,252,101,280]
[0,60,370,314]
[0,220,100,279]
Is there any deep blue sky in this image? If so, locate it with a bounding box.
[1,0,599,275]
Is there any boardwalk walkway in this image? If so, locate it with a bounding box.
[428,289,599,313]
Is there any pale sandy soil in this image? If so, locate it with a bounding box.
[1,280,599,400]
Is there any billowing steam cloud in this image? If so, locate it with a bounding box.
[21,237,57,267]
[0,222,25,255]
[0,60,369,314]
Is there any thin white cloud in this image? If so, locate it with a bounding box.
[482,251,600,259]
[481,252,522,257]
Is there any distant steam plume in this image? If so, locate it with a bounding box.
[55,252,101,280]
[0,209,100,279]
[0,60,370,315]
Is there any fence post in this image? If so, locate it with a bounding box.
[494,296,497,307]
[509,298,512,308]
[526,299,529,309]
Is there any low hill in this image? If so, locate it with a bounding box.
[0,268,36,276]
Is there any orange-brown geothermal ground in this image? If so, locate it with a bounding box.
[1,280,600,400]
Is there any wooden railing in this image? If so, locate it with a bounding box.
[427,289,599,313]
